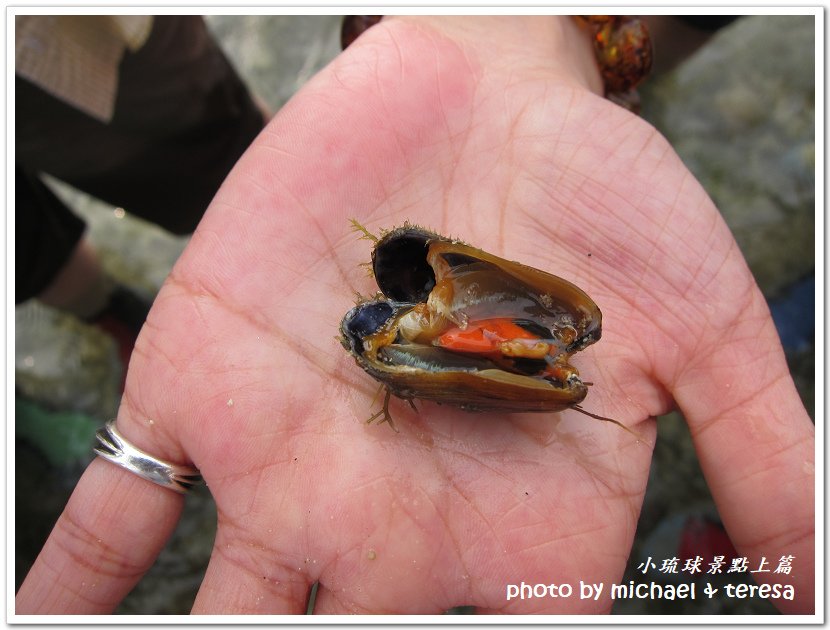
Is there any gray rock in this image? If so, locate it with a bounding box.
[642,15,815,297]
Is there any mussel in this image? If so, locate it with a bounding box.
[340,224,619,432]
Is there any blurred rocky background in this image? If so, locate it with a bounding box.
[14,15,814,615]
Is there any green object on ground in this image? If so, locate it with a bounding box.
[15,397,100,467]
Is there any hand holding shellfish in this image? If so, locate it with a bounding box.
[17,16,813,616]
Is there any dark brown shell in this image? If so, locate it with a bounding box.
[340,226,602,413]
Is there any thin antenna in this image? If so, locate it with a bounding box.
[571,405,650,446]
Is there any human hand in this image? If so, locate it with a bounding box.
[17,16,813,614]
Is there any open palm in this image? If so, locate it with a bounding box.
[18,16,813,615]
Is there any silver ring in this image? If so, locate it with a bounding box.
[94,420,203,494]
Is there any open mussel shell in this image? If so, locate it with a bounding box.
[372,227,601,351]
[341,226,602,414]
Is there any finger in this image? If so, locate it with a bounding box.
[191,528,312,614]
[673,291,814,614]
[15,457,183,614]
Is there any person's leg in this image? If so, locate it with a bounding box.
[16,16,265,234]
[17,16,265,380]
[15,165,98,311]
[33,238,112,318]
[16,166,150,374]
[17,16,265,349]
